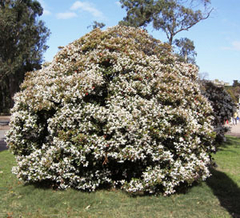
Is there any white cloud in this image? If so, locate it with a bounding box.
[232,41,240,50]
[222,41,240,51]
[70,1,104,19]
[38,0,51,16]
[43,9,51,16]
[56,12,78,20]
[115,1,121,7]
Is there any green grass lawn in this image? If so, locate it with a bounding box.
[0,136,240,218]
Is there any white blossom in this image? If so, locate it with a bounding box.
[6,26,215,195]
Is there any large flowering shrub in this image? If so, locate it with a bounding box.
[6,26,215,195]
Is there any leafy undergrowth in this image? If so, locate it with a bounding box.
[1,136,239,218]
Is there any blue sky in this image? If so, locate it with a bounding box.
[39,0,240,84]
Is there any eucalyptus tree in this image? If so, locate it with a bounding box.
[174,37,197,64]
[119,0,212,63]
[0,0,50,113]
[120,0,212,45]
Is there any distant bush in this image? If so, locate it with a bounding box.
[6,26,215,195]
[200,81,236,144]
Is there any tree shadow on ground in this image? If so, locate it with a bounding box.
[216,136,240,153]
[0,138,7,152]
[207,168,240,218]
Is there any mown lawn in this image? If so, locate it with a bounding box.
[0,136,240,218]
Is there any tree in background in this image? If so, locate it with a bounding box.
[174,37,197,64]
[0,0,50,113]
[225,80,240,105]
[119,0,212,63]
[232,80,240,104]
[88,21,106,30]
[233,80,240,87]
[200,80,236,145]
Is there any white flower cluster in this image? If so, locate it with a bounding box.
[6,26,215,195]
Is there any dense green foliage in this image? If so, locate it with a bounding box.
[7,26,215,195]
[200,81,236,144]
[0,0,50,113]
[225,80,240,104]
[88,21,106,30]
[174,38,197,64]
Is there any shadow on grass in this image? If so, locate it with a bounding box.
[0,138,7,152]
[221,136,240,148]
[207,168,240,218]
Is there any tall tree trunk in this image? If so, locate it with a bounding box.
[8,74,17,109]
[0,86,6,113]
[0,79,10,114]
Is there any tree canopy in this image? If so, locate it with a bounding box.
[120,0,213,45]
[174,37,197,64]
[0,0,50,113]
[88,21,106,30]
[225,80,240,104]
[119,0,212,63]
[200,80,236,144]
